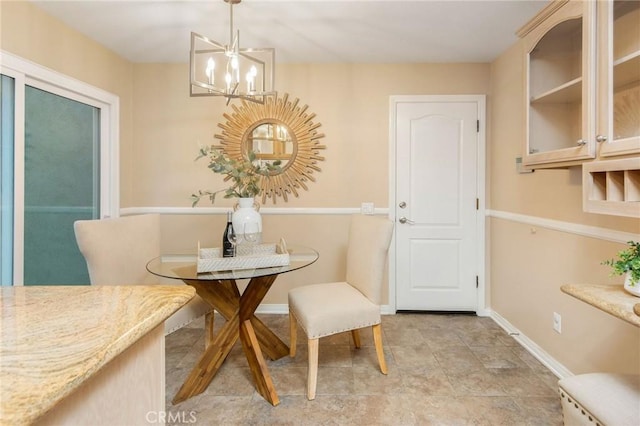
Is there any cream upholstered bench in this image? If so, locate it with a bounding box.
[558,373,640,426]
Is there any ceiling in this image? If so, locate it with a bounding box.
[30,0,547,64]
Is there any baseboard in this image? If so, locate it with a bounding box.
[476,307,492,317]
[490,310,573,379]
[255,304,289,314]
[256,304,395,315]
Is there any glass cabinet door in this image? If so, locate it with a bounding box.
[522,0,596,168]
[598,0,640,157]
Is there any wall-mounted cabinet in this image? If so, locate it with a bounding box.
[520,0,639,217]
[519,0,596,168]
[597,0,640,158]
[583,158,640,217]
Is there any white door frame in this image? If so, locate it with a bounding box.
[388,95,487,315]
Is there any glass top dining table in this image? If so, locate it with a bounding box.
[145,244,318,407]
[146,245,319,281]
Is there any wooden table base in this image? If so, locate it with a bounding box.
[172,275,288,406]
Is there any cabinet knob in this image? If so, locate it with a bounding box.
[596,135,607,143]
[576,139,587,146]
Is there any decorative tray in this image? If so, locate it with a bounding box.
[197,239,290,272]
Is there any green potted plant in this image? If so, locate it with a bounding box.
[190,146,280,206]
[602,241,640,297]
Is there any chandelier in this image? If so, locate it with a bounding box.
[189,0,275,104]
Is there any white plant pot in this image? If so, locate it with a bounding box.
[232,197,262,244]
[623,272,640,297]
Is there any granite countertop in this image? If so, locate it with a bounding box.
[0,285,195,425]
[561,284,640,328]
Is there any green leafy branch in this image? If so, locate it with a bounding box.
[191,146,281,206]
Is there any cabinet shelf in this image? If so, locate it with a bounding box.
[583,158,640,217]
[531,77,582,104]
[613,135,640,144]
[613,51,640,90]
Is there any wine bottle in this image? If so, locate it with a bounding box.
[222,211,235,257]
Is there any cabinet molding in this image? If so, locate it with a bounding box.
[516,0,570,38]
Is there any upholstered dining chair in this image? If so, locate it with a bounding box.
[74,214,214,339]
[288,214,394,400]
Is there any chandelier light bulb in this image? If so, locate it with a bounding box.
[246,71,255,92]
[225,72,232,92]
[230,56,240,83]
[206,58,215,85]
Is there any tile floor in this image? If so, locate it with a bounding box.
[165,313,563,425]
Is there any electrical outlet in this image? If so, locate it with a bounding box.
[553,312,562,333]
[361,202,374,215]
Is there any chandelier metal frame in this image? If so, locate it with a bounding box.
[189,0,275,104]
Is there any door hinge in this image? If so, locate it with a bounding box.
[477,120,479,132]
[476,198,479,210]
[476,276,479,288]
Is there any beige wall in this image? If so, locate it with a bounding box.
[0,0,135,205]
[131,62,490,209]
[4,0,638,376]
[133,62,490,302]
[489,42,640,374]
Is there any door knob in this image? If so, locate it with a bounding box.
[399,201,406,208]
[399,217,415,224]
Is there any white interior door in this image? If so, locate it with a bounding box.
[392,96,484,311]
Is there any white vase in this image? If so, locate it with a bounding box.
[232,197,262,244]
[623,272,640,297]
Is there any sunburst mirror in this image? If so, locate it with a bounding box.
[214,93,326,203]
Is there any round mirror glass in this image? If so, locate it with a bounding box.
[244,121,297,173]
